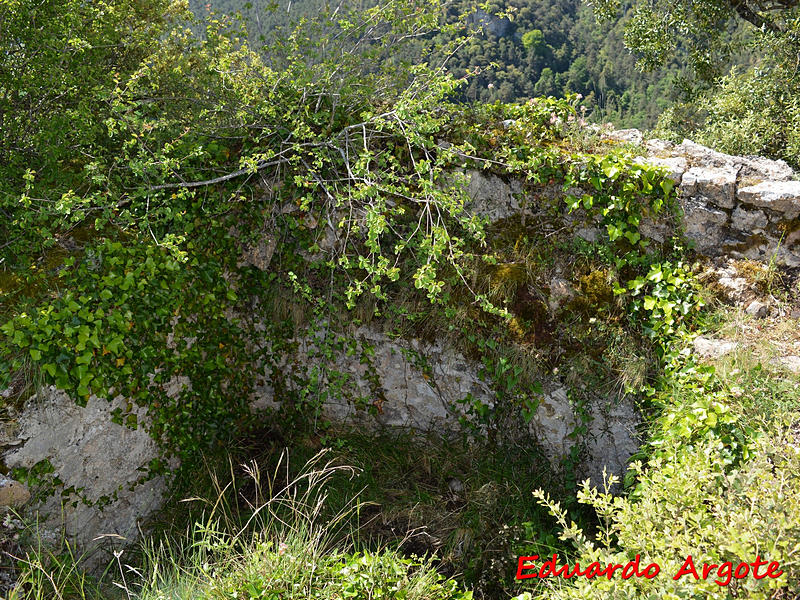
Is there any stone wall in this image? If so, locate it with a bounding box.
[250,323,642,489]
[2,134,795,561]
[245,134,799,493]
[260,134,799,491]
[1,388,166,567]
[617,132,800,266]
[465,132,799,265]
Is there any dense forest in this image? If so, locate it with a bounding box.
[187,0,687,128]
[187,0,800,167]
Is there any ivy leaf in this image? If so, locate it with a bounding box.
[624,230,641,245]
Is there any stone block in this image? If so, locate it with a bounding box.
[681,167,737,208]
[693,336,738,359]
[731,206,768,232]
[0,475,30,508]
[466,170,521,221]
[603,129,643,145]
[636,155,687,184]
[737,181,800,219]
[680,198,729,252]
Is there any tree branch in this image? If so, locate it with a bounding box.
[729,0,784,32]
[149,152,292,191]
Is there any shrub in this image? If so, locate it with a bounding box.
[519,407,799,599]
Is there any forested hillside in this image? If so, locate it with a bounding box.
[187,0,686,128]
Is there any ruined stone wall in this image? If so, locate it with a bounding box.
[464,131,800,265]
[617,132,800,266]
[2,134,795,561]
[249,323,642,489]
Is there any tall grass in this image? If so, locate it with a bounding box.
[6,450,471,600]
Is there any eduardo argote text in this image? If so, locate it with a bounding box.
[516,554,783,587]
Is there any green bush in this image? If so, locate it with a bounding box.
[655,65,800,169]
[517,379,799,600]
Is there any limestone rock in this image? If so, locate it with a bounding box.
[3,387,167,564]
[736,155,795,182]
[768,242,800,268]
[239,234,277,271]
[0,475,30,508]
[674,140,794,181]
[529,387,641,487]
[680,199,728,252]
[636,155,687,184]
[256,324,641,486]
[529,387,576,460]
[681,167,737,209]
[715,271,752,303]
[253,324,495,432]
[468,9,512,37]
[466,170,522,222]
[675,139,740,171]
[693,336,738,359]
[0,422,21,448]
[731,206,768,232]
[745,299,769,318]
[737,181,800,220]
[575,227,601,243]
[454,134,800,265]
[603,129,643,145]
[584,396,642,489]
[639,217,673,244]
[645,138,677,154]
[771,356,800,374]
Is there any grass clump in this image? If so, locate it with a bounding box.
[7,451,472,600]
[166,429,582,599]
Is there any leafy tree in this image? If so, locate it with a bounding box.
[590,0,800,166]
[0,0,182,257]
[187,0,690,128]
[534,67,558,97]
[590,0,798,73]
[0,0,492,459]
[521,28,546,55]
